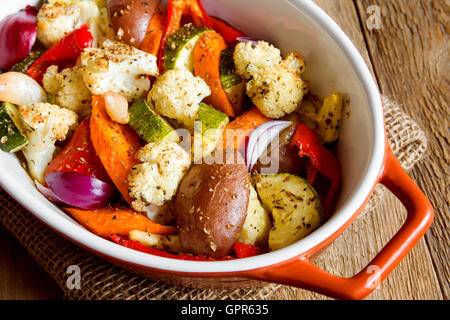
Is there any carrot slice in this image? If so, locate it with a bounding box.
[65,207,176,238]
[193,31,238,117]
[221,107,270,150]
[90,96,142,205]
[140,9,166,57]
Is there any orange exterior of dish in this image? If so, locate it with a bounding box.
[12,135,434,299]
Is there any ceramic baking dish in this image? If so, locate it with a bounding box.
[0,0,434,299]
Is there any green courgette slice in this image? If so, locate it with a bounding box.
[129,99,179,143]
[253,173,323,251]
[219,48,243,89]
[164,24,209,72]
[0,102,28,153]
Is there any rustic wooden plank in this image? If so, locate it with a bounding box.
[355,0,450,299]
[0,224,62,300]
[269,0,443,300]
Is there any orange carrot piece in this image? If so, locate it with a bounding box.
[65,207,176,238]
[193,31,238,117]
[90,96,142,205]
[140,9,166,57]
[221,108,271,150]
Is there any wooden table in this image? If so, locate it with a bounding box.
[0,0,448,300]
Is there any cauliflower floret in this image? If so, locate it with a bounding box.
[246,59,308,118]
[37,3,80,48]
[234,41,308,119]
[19,103,78,183]
[233,41,282,80]
[37,1,102,48]
[147,69,211,130]
[128,141,191,212]
[43,66,92,117]
[81,40,158,102]
[77,0,103,47]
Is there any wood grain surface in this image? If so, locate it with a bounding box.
[0,0,447,300]
[355,0,450,299]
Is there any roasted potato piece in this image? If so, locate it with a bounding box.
[129,230,182,253]
[238,185,271,247]
[107,0,160,47]
[174,158,250,259]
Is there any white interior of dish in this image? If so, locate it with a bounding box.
[0,0,385,273]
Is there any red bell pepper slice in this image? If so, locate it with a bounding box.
[158,0,211,72]
[44,118,111,185]
[233,242,258,259]
[291,124,341,216]
[306,161,318,185]
[209,16,246,45]
[27,24,93,84]
[111,234,235,261]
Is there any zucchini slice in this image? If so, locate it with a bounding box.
[10,50,44,73]
[164,24,209,72]
[219,48,242,89]
[220,48,245,113]
[0,102,28,152]
[129,99,179,143]
[253,173,323,251]
[316,92,343,144]
[193,103,229,161]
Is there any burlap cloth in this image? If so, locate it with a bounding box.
[0,97,428,300]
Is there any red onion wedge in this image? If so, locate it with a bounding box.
[44,171,115,210]
[35,180,64,203]
[236,36,261,47]
[236,36,260,43]
[245,121,292,172]
[0,6,37,71]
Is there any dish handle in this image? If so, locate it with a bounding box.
[244,146,434,299]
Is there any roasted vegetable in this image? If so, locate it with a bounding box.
[174,157,250,259]
[193,103,229,161]
[90,96,142,205]
[221,107,270,151]
[0,102,28,152]
[164,24,209,72]
[220,49,245,114]
[291,123,341,216]
[107,0,160,47]
[129,99,179,143]
[44,118,111,184]
[158,0,211,72]
[298,92,344,144]
[140,8,166,56]
[253,173,323,251]
[193,31,240,117]
[238,185,271,247]
[252,112,306,176]
[10,50,43,73]
[129,230,182,253]
[65,207,176,238]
